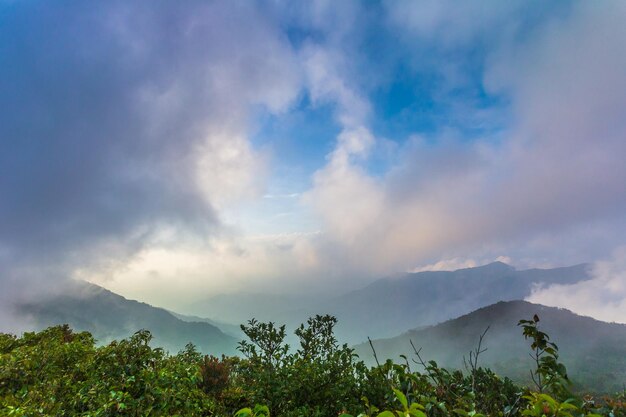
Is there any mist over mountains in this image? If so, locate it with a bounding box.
[13,262,590,350]
[10,261,626,391]
[189,262,590,344]
[314,262,590,344]
[187,292,319,325]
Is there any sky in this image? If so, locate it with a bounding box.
[1,1,626,325]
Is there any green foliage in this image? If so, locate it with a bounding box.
[238,319,289,371]
[521,392,606,417]
[235,314,365,416]
[0,325,212,416]
[1,315,625,417]
[518,315,570,398]
[234,404,270,417]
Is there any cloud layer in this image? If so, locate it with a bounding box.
[1,1,626,323]
[289,2,625,286]
[528,247,626,323]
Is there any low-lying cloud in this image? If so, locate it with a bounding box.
[528,247,626,324]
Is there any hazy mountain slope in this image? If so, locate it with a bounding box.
[188,292,319,325]
[354,300,626,393]
[302,262,590,344]
[17,282,238,356]
[170,311,244,340]
[182,263,590,346]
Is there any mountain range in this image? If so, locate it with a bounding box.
[12,262,601,364]
[203,262,588,344]
[312,262,590,343]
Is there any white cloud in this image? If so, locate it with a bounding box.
[527,247,626,324]
[305,157,384,246]
[409,255,513,273]
[83,231,329,310]
[300,1,626,280]
[409,258,479,273]
[301,44,371,128]
[195,132,269,210]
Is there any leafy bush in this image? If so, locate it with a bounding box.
[0,326,212,416]
[2,314,625,417]
[234,314,366,416]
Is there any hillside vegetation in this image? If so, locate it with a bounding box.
[17,281,238,356]
[356,301,626,393]
[1,314,624,417]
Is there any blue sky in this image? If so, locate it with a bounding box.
[1,1,626,325]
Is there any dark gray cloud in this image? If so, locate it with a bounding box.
[0,1,300,283]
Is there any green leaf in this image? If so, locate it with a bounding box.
[409,403,425,411]
[235,407,253,417]
[537,393,557,407]
[393,388,408,410]
[254,404,270,416]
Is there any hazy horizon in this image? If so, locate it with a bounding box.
[2,1,626,332]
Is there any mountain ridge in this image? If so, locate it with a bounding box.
[292,262,591,344]
[354,299,626,393]
[17,281,238,356]
[187,262,591,346]
[13,262,593,356]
